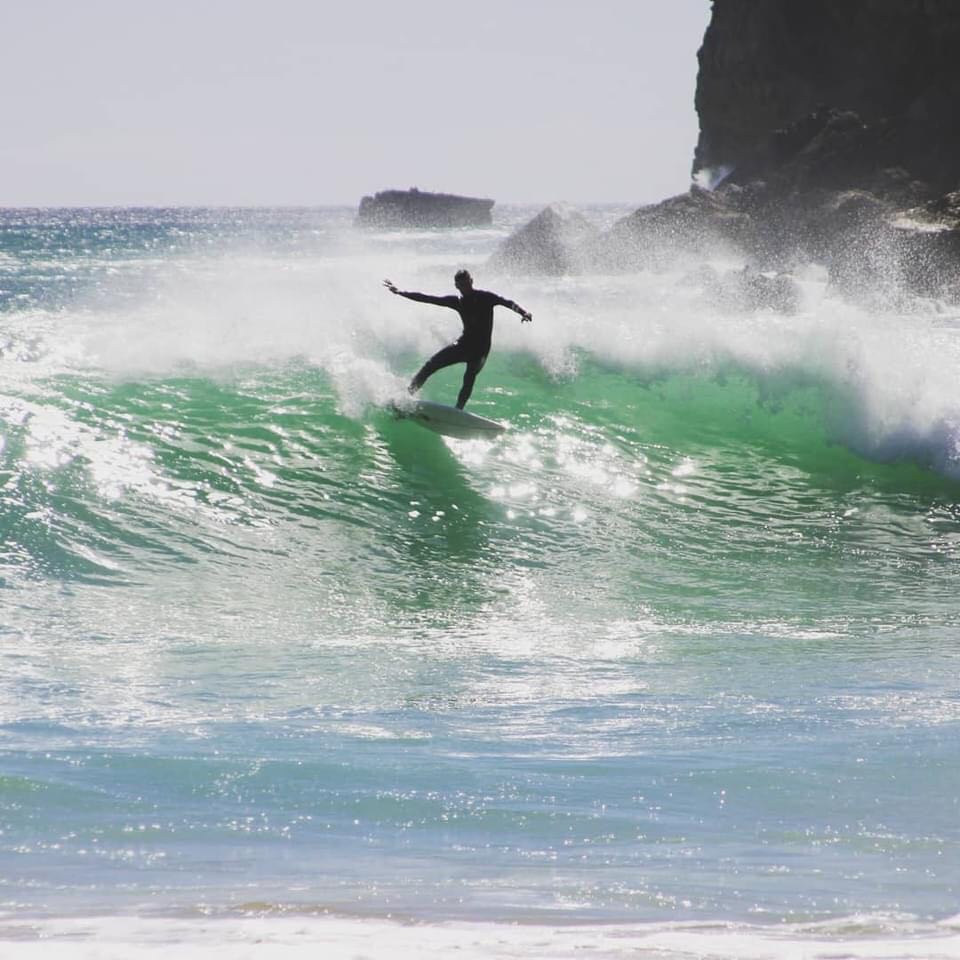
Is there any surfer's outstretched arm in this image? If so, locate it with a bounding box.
[383,279,457,309]
[492,292,533,323]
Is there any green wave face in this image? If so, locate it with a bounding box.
[4,204,960,642]
[4,354,959,633]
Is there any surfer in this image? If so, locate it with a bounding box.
[383,270,532,409]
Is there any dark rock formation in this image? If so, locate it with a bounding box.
[588,187,754,271]
[631,2,960,301]
[488,206,597,275]
[492,2,960,302]
[694,0,960,193]
[680,0,960,301]
[357,188,494,228]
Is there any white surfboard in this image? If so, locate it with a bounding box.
[391,399,507,439]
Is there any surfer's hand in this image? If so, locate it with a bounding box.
[521,311,532,323]
[383,279,399,294]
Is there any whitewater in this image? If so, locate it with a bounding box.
[1,205,959,959]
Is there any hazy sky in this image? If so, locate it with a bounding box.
[2,1,711,207]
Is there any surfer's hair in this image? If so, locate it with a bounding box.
[454,269,472,285]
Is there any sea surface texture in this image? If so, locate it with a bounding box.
[1,207,959,958]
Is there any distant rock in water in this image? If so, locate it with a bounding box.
[357,188,494,228]
[488,206,598,275]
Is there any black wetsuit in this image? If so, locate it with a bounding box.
[404,289,523,408]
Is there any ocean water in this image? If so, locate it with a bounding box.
[2,205,960,959]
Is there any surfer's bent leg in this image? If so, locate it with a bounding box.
[409,343,467,394]
[456,353,488,409]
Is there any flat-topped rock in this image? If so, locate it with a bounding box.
[357,188,494,228]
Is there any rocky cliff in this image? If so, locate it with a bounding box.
[694,0,960,193]
[492,0,960,303]
[687,0,960,300]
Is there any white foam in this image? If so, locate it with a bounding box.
[2,914,960,960]
[509,270,960,477]
[17,219,960,477]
